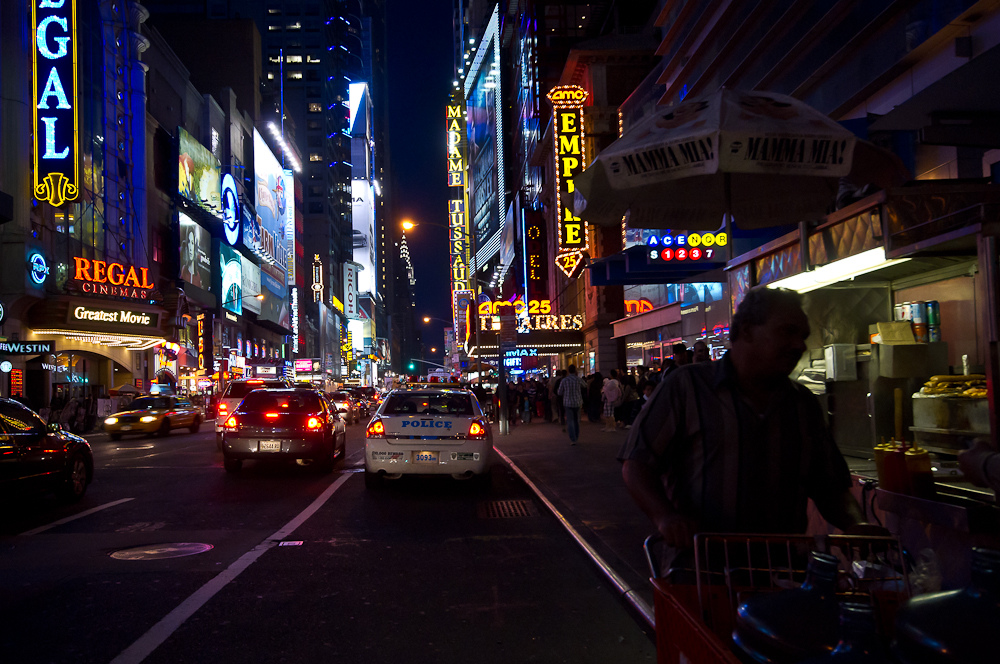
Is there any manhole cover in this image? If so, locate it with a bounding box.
[110,542,214,560]
[477,500,538,519]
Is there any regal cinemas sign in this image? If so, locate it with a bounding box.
[72,257,155,299]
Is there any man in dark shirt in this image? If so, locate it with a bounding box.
[619,287,870,564]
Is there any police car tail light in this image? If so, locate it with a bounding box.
[367,418,385,438]
[467,419,488,439]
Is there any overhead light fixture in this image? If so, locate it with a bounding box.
[767,248,910,293]
[266,121,302,172]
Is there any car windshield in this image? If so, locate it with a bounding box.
[129,397,172,410]
[237,391,322,414]
[329,392,350,401]
[224,381,287,399]
[382,392,474,415]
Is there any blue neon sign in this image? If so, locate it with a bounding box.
[221,173,240,246]
[29,252,50,285]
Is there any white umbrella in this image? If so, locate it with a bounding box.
[573,88,909,231]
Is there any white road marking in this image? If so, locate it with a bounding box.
[18,498,135,537]
[109,472,352,664]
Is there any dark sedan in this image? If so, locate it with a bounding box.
[219,388,346,473]
[0,397,93,502]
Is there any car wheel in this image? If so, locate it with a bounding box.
[189,416,201,434]
[223,454,243,473]
[109,433,122,441]
[364,470,382,490]
[158,419,171,437]
[59,453,89,502]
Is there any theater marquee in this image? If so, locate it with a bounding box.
[72,256,155,299]
[32,0,79,207]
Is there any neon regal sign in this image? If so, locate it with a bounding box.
[32,0,79,207]
[72,257,155,299]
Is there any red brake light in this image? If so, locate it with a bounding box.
[265,413,280,419]
[248,380,263,384]
[224,416,238,430]
[306,416,322,429]
[218,403,228,415]
[367,419,385,438]
[468,420,488,439]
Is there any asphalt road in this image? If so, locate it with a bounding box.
[0,424,655,663]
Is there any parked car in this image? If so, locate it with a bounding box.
[364,387,492,489]
[215,378,290,448]
[219,388,346,473]
[103,395,203,439]
[0,397,93,502]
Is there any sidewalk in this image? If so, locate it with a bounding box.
[492,417,656,627]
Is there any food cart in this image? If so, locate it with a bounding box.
[726,181,1000,586]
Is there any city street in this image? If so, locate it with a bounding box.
[0,424,655,663]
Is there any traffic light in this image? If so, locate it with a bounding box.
[408,362,416,371]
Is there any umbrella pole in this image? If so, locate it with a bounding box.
[724,172,733,262]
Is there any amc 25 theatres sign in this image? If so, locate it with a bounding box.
[32,0,79,207]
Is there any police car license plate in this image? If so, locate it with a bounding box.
[259,440,281,452]
[413,451,438,464]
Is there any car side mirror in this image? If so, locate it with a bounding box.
[47,422,63,433]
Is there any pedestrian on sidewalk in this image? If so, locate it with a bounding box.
[618,287,878,576]
[601,369,623,432]
[557,364,585,444]
[550,370,566,424]
[586,371,603,423]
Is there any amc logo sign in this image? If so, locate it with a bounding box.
[547,85,589,106]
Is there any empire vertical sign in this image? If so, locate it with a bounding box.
[32,0,79,207]
[547,85,589,278]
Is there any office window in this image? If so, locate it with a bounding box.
[267,72,274,80]
[309,153,322,162]
[286,55,302,63]
[287,71,303,80]
[308,103,322,113]
[268,8,281,14]
[268,24,281,31]
[287,22,301,30]
[307,54,321,63]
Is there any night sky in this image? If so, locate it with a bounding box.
[385,0,454,355]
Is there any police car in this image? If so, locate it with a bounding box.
[364,386,492,489]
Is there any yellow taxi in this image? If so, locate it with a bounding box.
[103,395,203,439]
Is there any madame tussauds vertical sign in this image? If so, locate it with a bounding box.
[32,0,79,207]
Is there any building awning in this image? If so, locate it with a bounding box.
[466,330,584,358]
[587,245,727,286]
[611,302,681,339]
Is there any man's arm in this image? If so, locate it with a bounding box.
[622,458,697,548]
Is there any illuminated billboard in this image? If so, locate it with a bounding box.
[178,127,222,216]
[465,5,503,264]
[547,85,590,277]
[219,243,243,316]
[240,254,262,314]
[32,0,79,207]
[351,180,375,294]
[179,212,212,290]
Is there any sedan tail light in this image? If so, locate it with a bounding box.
[366,418,385,438]
[306,415,323,429]
[467,419,489,440]
[223,416,238,431]
[218,403,228,418]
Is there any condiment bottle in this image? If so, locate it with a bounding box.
[798,601,892,663]
[904,445,936,499]
[893,547,1000,663]
[732,551,841,663]
[881,438,909,494]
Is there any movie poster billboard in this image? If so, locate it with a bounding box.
[179,212,212,290]
[466,6,503,259]
[219,243,243,316]
[351,180,375,294]
[251,130,289,327]
[178,127,221,216]
[241,254,262,314]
